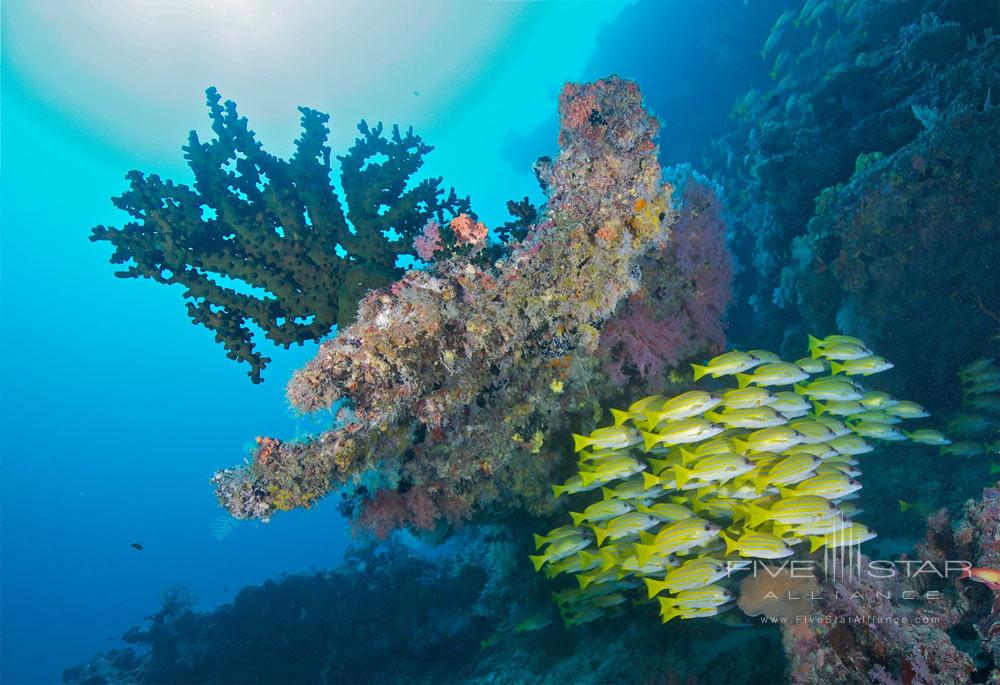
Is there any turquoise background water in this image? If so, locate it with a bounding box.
[0,3,632,681]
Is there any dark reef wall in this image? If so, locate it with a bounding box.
[701,0,999,404]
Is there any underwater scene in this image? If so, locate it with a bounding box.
[2,0,1000,683]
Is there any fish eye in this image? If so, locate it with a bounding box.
[704,523,712,531]
[714,565,723,573]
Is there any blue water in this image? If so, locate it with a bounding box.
[0,3,635,682]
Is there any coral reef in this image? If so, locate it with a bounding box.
[91,88,471,382]
[211,77,731,535]
[705,0,1000,399]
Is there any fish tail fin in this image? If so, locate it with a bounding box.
[808,536,825,554]
[679,447,699,466]
[576,574,593,591]
[532,534,548,550]
[529,554,547,572]
[569,511,587,527]
[601,486,615,500]
[897,500,911,513]
[736,373,753,389]
[635,503,653,515]
[633,543,657,567]
[648,457,670,474]
[830,361,846,375]
[572,434,591,452]
[733,438,749,454]
[638,531,655,545]
[578,470,600,487]
[657,598,679,622]
[643,577,670,600]
[813,401,828,416]
[691,363,709,381]
[722,532,739,557]
[752,475,772,493]
[599,549,616,571]
[609,408,630,426]
[641,431,661,452]
[778,486,795,499]
[673,464,694,489]
[808,334,823,358]
[591,525,609,547]
[748,503,771,528]
[641,472,662,491]
[552,484,565,498]
[793,383,806,396]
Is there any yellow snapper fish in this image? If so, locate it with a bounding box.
[960,357,996,372]
[577,455,647,487]
[529,534,592,571]
[673,454,755,489]
[514,615,554,633]
[659,603,733,623]
[782,443,840,460]
[779,472,862,500]
[746,495,839,528]
[859,390,898,409]
[796,356,828,374]
[736,362,810,388]
[635,502,695,522]
[813,400,866,417]
[575,567,623,589]
[721,386,777,409]
[657,585,733,613]
[562,604,610,627]
[808,522,876,552]
[642,391,724,425]
[578,447,632,463]
[787,419,839,444]
[773,516,852,538]
[966,375,1000,394]
[885,401,929,419]
[591,512,660,546]
[706,406,788,429]
[816,462,862,478]
[534,525,586,550]
[849,410,901,425]
[543,550,602,579]
[572,426,642,452]
[569,499,635,526]
[793,377,865,401]
[751,454,821,490]
[830,356,894,376]
[609,394,670,424]
[733,426,806,453]
[940,441,985,456]
[633,517,721,564]
[849,421,907,441]
[722,531,794,559]
[601,477,662,501]
[827,434,874,455]
[641,418,724,451]
[903,429,951,446]
[770,391,813,418]
[553,580,634,607]
[808,337,873,361]
[552,473,602,498]
[642,558,732,597]
[808,334,868,350]
[748,350,782,363]
[691,351,762,381]
[948,413,995,435]
[967,395,1000,412]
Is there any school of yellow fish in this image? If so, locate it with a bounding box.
[946,357,1000,459]
[532,335,948,627]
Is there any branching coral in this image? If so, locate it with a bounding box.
[92,87,471,382]
[212,77,685,530]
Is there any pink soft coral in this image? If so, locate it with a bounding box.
[599,174,732,385]
[413,220,443,261]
